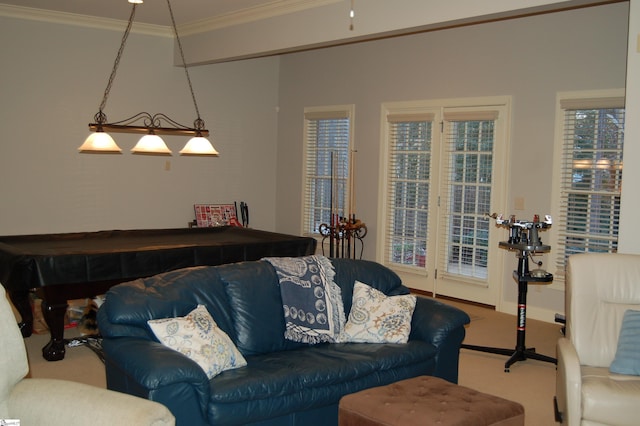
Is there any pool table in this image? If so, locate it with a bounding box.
[0,226,316,360]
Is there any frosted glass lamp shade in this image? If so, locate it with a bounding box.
[131,134,172,155]
[79,132,122,153]
[179,136,219,156]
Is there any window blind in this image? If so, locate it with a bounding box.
[303,110,351,235]
[384,113,434,268]
[554,98,625,277]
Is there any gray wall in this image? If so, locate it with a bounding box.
[275,3,629,317]
[0,16,280,234]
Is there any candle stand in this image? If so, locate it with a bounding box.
[319,216,367,259]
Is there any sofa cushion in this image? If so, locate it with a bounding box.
[581,365,640,425]
[206,341,437,425]
[331,258,407,314]
[338,280,417,344]
[100,266,235,340]
[148,304,247,379]
[218,261,306,355]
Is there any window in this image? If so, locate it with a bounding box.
[302,106,354,236]
[552,91,625,281]
[379,98,509,305]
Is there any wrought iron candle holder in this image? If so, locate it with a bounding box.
[319,215,367,259]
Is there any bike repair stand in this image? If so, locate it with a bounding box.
[461,214,557,372]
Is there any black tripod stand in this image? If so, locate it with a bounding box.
[461,214,557,372]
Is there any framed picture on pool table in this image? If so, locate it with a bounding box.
[194,203,238,227]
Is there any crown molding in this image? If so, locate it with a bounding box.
[178,0,341,36]
[0,0,341,38]
[0,4,172,37]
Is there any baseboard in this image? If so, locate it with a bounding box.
[410,287,562,325]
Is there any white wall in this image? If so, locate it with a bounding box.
[0,15,280,235]
[619,0,640,253]
[275,3,629,319]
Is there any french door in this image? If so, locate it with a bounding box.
[379,98,510,305]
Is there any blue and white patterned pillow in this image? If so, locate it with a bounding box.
[148,304,247,379]
[337,280,416,344]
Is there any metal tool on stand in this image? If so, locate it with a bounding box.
[461,213,557,372]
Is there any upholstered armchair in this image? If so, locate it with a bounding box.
[555,253,640,426]
[0,285,175,426]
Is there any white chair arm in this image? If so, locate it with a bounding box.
[8,378,174,426]
[557,337,582,426]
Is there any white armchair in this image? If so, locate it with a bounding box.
[555,253,640,426]
[0,285,175,426]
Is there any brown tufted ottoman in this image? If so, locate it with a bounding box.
[339,376,524,426]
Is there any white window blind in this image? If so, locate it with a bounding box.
[439,111,498,281]
[303,108,352,235]
[554,98,625,276]
[384,113,434,268]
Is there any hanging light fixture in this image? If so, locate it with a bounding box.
[79,0,219,156]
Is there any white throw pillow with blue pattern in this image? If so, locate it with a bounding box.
[148,304,247,379]
[337,280,416,344]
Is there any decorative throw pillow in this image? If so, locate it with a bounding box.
[610,309,640,375]
[337,280,416,344]
[148,304,247,379]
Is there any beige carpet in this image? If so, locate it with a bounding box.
[20,298,561,425]
[447,299,561,426]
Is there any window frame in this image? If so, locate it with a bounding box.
[549,89,625,289]
[301,105,355,239]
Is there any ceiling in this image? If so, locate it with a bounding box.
[0,0,284,26]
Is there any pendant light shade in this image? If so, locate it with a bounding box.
[78,131,122,153]
[131,133,172,155]
[179,135,219,156]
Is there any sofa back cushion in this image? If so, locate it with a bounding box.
[218,261,306,355]
[567,253,640,367]
[331,258,407,314]
[100,266,235,340]
[100,258,411,356]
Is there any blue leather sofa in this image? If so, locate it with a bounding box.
[97,258,470,426]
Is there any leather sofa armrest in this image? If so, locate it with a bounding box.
[9,378,175,426]
[103,337,210,412]
[556,337,582,426]
[410,297,470,345]
[410,297,470,383]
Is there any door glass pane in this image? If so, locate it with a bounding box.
[445,120,494,280]
[387,121,431,268]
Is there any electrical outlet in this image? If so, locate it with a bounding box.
[165,160,171,171]
[514,197,525,211]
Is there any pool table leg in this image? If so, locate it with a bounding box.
[8,289,33,338]
[41,298,68,361]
